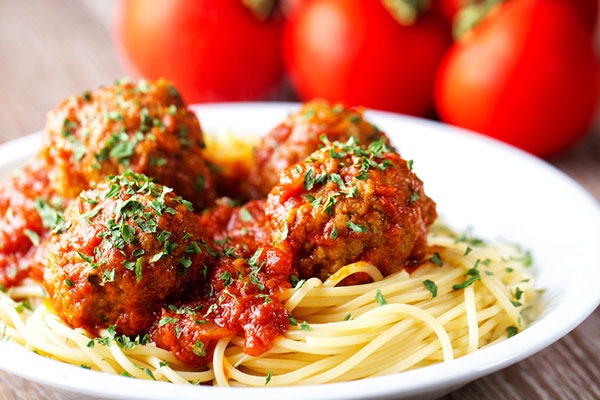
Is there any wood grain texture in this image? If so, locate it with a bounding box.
[0,1,598,399]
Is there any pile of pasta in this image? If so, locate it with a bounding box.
[0,222,540,387]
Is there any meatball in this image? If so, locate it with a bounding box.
[265,138,437,284]
[43,172,214,336]
[248,99,392,198]
[40,78,215,210]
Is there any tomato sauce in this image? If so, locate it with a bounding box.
[0,158,58,288]
[151,247,294,367]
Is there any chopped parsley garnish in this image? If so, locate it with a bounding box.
[179,257,192,269]
[514,287,524,301]
[192,340,206,357]
[303,168,315,190]
[23,229,40,246]
[452,260,483,290]
[239,207,252,222]
[144,368,156,380]
[429,252,443,267]
[346,220,367,233]
[288,314,298,326]
[300,321,312,331]
[265,371,273,386]
[409,191,420,204]
[423,280,438,298]
[330,225,339,240]
[34,198,66,233]
[158,316,179,327]
[101,269,115,285]
[329,173,346,190]
[506,326,518,338]
[280,220,289,241]
[219,271,233,287]
[375,289,388,306]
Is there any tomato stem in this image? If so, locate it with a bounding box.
[242,0,277,20]
[454,0,502,39]
[381,0,431,26]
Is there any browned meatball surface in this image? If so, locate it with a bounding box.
[265,138,437,284]
[248,100,392,198]
[40,78,215,210]
[43,172,214,336]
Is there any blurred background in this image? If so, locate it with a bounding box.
[0,0,598,399]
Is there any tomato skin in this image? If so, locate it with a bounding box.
[114,0,285,103]
[434,0,598,157]
[283,0,452,117]
[435,0,597,33]
[559,0,598,33]
[434,0,465,23]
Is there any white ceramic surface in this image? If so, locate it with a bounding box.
[0,103,599,400]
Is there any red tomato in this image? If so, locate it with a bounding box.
[435,0,598,157]
[283,0,452,117]
[434,0,465,23]
[114,0,285,103]
[558,0,598,33]
[436,0,597,32]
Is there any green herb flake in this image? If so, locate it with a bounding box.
[265,371,273,386]
[179,257,192,269]
[323,193,339,215]
[101,269,115,285]
[77,251,94,264]
[192,340,206,357]
[300,321,311,331]
[240,207,252,222]
[220,271,233,287]
[303,168,315,191]
[514,287,524,300]
[329,173,346,190]
[346,220,367,233]
[158,316,179,327]
[150,252,164,263]
[409,191,420,204]
[144,368,156,381]
[288,314,298,327]
[429,252,443,267]
[423,279,438,298]
[330,225,339,240]
[375,289,388,306]
[506,326,518,338]
[135,258,143,282]
[23,229,40,246]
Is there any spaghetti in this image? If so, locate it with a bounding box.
[0,222,539,386]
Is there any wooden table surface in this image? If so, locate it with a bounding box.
[0,1,598,399]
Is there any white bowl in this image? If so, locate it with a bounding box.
[0,103,598,400]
